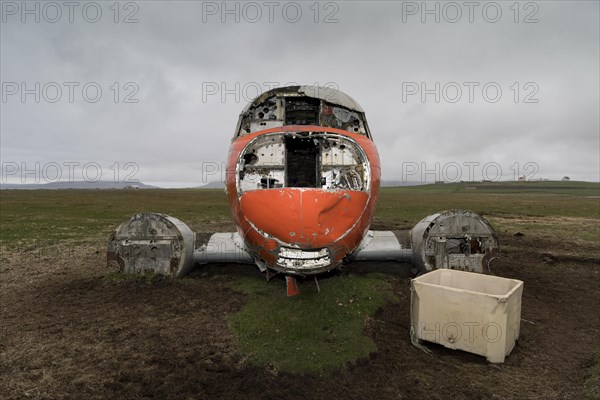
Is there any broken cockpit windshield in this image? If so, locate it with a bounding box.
[237,132,371,193]
[235,90,371,137]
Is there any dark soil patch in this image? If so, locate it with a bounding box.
[1,229,599,399]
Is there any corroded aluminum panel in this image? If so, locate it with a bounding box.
[276,247,331,271]
[410,210,499,274]
[107,213,195,277]
[349,230,414,262]
[235,86,370,137]
[238,85,364,115]
[193,232,254,264]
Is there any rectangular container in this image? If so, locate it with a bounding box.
[410,269,523,363]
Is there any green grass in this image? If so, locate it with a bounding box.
[392,181,600,196]
[0,189,231,248]
[1,182,598,248]
[375,181,600,228]
[229,273,397,375]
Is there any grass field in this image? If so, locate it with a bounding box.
[229,274,397,375]
[1,181,599,399]
[1,181,598,247]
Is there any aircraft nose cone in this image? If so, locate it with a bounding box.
[239,188,369,247]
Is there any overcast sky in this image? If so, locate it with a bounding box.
[1,0,598,187]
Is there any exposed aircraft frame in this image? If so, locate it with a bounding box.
[107,86,499,295]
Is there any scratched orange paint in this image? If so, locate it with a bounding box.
[226,125,381,274]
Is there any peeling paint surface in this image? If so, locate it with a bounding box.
[240,188,369,247]
[106,213,195,277]
[225,114,381,275]
[106,87,502,280]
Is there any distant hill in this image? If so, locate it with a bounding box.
[196,181,226,189]
[0,181,158,190]
[381,180,428,187]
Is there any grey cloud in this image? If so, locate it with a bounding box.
[1,0,598,185]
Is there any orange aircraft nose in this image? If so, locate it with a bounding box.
[239,188,369,248]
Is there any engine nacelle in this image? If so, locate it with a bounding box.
[410,209,499,274]
[107,213,195,277]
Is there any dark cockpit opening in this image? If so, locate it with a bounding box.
[284,97,320,126]
[285,136,320,188]
[237,132,370,194]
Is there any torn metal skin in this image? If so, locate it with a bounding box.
[107,86,501,289]
[226,124,380,276]
[224,86,381,276]
[410,209,500,274]
[107,213,195,278]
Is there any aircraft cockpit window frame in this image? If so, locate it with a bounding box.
[235,96,372,139]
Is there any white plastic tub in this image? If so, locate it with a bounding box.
[410,269,523,363]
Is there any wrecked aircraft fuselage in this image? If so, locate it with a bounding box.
[226,86,380,275]
[107,86,500,288]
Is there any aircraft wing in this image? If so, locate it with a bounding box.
[107,213,254,278]
[193,232,254,265]
[347,230,413,262]
[108,210,499,279]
